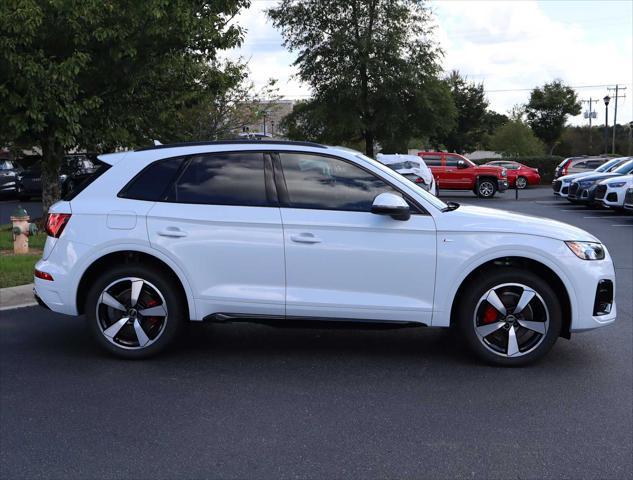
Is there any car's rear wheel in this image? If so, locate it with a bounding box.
[516,176,528,189]
[85,264,185,359]
[476,179,497,198]
[456,269,562,366]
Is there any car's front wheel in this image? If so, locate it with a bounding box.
[456,269,562,366]
[85,264,186,358]
[476,179,497,198]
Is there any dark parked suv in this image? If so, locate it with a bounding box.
[0,160,22,197]
[17,154,97,200]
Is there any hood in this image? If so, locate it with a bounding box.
[572,172,620,183]
[558,171,597,183]
[436,205,598,242]
[598,174,633,186]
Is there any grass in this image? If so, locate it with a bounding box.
[0,224,47,288]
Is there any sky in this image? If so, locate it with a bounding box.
[222,0,633,126]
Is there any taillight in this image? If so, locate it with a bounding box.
[45,213,71,238]
[34,269,54,281]
[415,177,425,183]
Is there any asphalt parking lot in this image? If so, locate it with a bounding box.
[1,187,631,479]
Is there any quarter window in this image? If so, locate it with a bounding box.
[166,152,268,206]
[278,152,403,212]
[119,158,185,201]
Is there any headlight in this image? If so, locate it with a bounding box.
[562,179,571,184]
[501,168,507,177]
[608,181,626,188]
[565,241,605,260]
[579,180,594,188]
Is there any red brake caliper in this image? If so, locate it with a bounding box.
[482,305,498,324]
[145,298,161,326]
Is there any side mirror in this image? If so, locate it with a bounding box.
[457,160,468,169]
[371,193,410,221]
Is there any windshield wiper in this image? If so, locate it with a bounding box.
[442,201,460,212]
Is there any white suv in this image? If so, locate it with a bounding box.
[34,141,617,365]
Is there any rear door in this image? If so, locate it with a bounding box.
[146,151,285,319]
[275,151,436,324]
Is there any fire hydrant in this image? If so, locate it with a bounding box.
[10,206,37,255]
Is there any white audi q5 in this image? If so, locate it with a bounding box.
[34,141,616,365]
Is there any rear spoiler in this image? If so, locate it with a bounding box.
[97,151,129,166]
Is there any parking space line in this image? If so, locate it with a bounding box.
[611,224,633,227]
[583,215,620,218]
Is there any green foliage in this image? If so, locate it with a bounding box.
[557,124,632,157]
[525,80,581,153]
[0,0,250,211]
[472,156,564,183]
[268,0,456,156]
[489,120,545,158]
[439,70,489,153]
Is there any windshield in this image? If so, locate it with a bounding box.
[353,152,448,211]
[613,160,633,175]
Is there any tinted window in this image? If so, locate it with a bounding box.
[119,158,184,201]
[421,155,441,166]
[445,156,459,167]
[167,152,268,206]
[279,153,401,212]
[586,160,604,168]
[573,161,587,168]
[63,160,111,201]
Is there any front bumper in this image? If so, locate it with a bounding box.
[497,179,508,192]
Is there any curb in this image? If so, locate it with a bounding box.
[0,283,37,311]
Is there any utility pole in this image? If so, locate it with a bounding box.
[581,98,598,153]
[607,85,627,154]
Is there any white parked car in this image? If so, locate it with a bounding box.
[594,174,633,209]
[34,141,616,365]
[553,157,631,197]
[376,153,437,195]
[624,187,633,213]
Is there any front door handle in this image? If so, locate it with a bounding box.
[290,232,322,244]
[157,227,187,238]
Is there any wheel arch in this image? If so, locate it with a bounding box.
[449,256,572,339]
[76,249,194,320]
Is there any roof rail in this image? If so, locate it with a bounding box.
[135,139,327,152]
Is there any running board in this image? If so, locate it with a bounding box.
[204,313,426,330]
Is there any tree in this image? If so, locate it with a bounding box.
[267,0,455,156]
[525,80,581,154]
[440,70,488,153]
[0,0,249,212]
[489,120,544,158]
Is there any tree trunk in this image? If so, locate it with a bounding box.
[364,130,374,157]
[40,135,64,216]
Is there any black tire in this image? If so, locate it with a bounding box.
[516,176,528,189]
[455,268,562,367]
[476,178,497,198]
[85,263,186,359]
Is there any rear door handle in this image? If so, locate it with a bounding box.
[157,227,187,238]
[290,233,322,244]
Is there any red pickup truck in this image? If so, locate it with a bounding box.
[417,152,508,198]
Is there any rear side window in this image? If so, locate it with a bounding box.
[421,155,441,166]
[119,158,184,201]
[63,160,111,201]
[165,152,268,206]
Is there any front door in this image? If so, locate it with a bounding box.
[275,151,436,324]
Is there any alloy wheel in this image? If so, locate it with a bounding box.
[516,177,527,189]
[479,181,494,197]
[473,283,549,358]
[96,277,168,350]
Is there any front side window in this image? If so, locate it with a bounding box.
[278,152,403,212]
[167,152,268,206]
